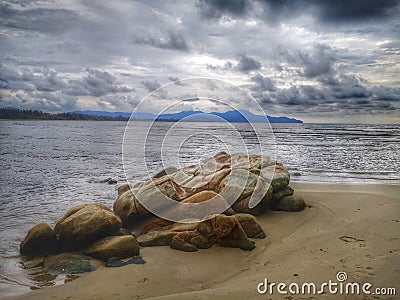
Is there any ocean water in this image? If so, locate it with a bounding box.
[0,120,399,296]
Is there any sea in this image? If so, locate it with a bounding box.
[0,120,399,296]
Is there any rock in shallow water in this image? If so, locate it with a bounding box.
[105,256,145,267]
[20,223,58,256]
[44,253,101,275]
[54,204,122,248]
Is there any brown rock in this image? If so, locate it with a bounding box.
[136,230,176,247]
[153,166,179,179]
[170,231,212,252]
[55,204,111,226]
[270,194,306,212]
[20,222,58,256]
[54,204,122,248]
[113,153,293,223]
[271,186,294,203]
[234,214,266,238]
[138,214,258,252]
[261,164,290,192]
[84,235,139,261]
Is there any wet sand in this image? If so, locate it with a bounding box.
[10,183,400,299]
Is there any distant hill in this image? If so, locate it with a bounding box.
[72,109,303,123]
[71,110,156,120]
[1,107,302,123]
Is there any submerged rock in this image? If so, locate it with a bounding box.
[44,253,101,275]
[105,256,145,267]
[54,204,122,248]
[88,177,117,184]
[20,223,58,256]
[83,235,140,261]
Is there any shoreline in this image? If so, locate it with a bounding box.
[6,183,399,299]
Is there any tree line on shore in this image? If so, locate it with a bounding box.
[0,108,129,121]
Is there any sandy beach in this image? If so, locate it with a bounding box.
[8,183,399,300]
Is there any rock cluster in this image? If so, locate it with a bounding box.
[20,204,138,262]
[115,152,305,223]
[20,153,306,273]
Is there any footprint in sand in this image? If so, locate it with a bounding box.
[339,236,364,243]
[138,277,149,284]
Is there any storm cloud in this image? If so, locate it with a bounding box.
[199,0,400,23]
[0,0,399,121]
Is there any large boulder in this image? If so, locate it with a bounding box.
[54,204,122,248]
[20,222,58,256]
[83,235,140,261]
[55,203,112,226]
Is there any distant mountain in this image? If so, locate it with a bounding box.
[72,110,156,120]
[71,109,303,123]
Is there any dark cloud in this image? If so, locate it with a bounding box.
[208,53,262,73]
[134,31,189,51]
[236,53,261,72]
[251,74,276,91]
[274,45,338,78]
[314,0,400,22]
[0,2,80,33]
[0,65,134,97]
[65,68,133,97]
[0,0,398,120]
[0,64,36,91]
[0,65,135,111]
[256,72,398,114]
[168,76,180,82]
[141,79,162,92]
[168,76,186,86]
[198,0,400,23]
[300,45,336,78]
[0,90,77,112]
[371,86,400,101]
[98,94,141,111]
[198,0,248,19]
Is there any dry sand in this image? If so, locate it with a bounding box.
[11,183,400,299]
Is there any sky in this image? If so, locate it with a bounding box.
[0,0,399,123]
